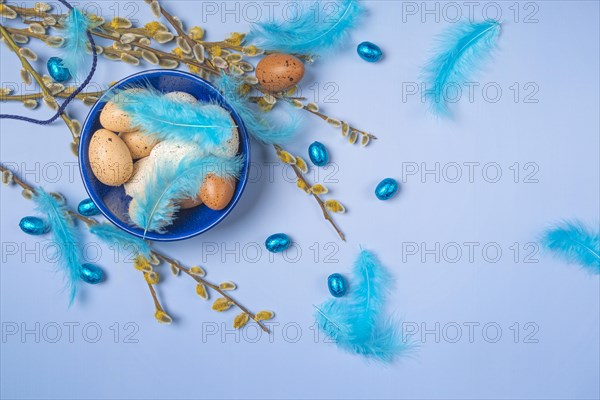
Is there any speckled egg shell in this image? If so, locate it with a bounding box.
[119,130,158,160]
[165,91,197,103]
[149,140,207,169]
[211,116,239,158]
[123,156,152,198]
[99,101,137,133]
[256,53,305,93]
[88,129,133,186]
[200,174,236,211]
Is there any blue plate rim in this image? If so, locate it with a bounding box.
[79,69,250,242]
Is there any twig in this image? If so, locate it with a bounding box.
[274,145,346,241]
[153,252,269,333]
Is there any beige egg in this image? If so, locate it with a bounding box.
[149,140,207,169]
[200,174,236,210]
[99,101,137,133]
[165,91,197,103]
[179,194,203,209]
[211,116,240,158]
[119,130,158,159]
[256,53,305,93]
[124,156,152,198]
[88,129,133,186]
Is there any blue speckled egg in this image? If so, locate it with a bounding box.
[47,57,72,82]
[265,233,291,253]
[80,263,104,284]
[19,216,49,235]
[357,41,383,63]
[308,141,329,167]
[375,178,399,200]
[78,198,100,216]
[327,273,347,297]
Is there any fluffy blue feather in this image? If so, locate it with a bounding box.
[541,220,600,274]
[32,188,82,304]
[59,8,92,78]
[215,74,300,144]
[247,0,364,56]
[89,223,152,260]
[314,250,408,362]
[113,85,235,152]
[129,154,243,235]
[423,20,501,116]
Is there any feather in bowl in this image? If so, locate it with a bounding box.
[79,70,250,241]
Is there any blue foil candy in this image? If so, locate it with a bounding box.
[47,57,72,82]
[375,178,399,200]
[308,141,329,167]
[265,233,291,253]
[327,273,347,297]
[19,216,50,235]
[78,198,101,216]
[357,41,383,63]
[80,263,104,284]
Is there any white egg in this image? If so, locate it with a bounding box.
[124,156,153,197]
[149,140,208,169]
[165,91,197,104]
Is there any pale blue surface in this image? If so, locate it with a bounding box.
[1,1,599,399]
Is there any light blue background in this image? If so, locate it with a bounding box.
[1,1,599,399]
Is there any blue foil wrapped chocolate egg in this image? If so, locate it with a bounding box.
[80,263,104,284]
[19,216,49,235]
[47,57,72,82]
[308,141,329,167]
[327,273,347,297]
[357,41,383,63]
[375,178,399,200]
[265,233,291,253]
[78,198,100,216]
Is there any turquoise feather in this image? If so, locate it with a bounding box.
[113,85,235,152]
[247,0,364,56]
[129,154,243,235]
[215,73,300,144]
[59,8,92,78]
[541,220,600,274]
[424,20,501,116]
[315,250,408,362]
[32,188,82,304]
[89,223,152,260]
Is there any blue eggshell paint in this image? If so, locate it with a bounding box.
[79,70,251,242]
[265,233,291,253]
[19,216,50,235]
[78,198,101,216]
[327,273,347,297]
[47,57,72,82]
[80,263,104,284]
[357,42,383,63]
[375,178,399,200]
[308,141,329,167]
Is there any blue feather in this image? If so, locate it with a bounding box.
[89,223,152,260]
[129,154,243,235]
[32,188,82,304]
[113,85,235,152]
[60,8,92,78]
[215,74,300,144]
[541,220,600,274]
[314,250,408,362]
[423,20,501,116]
[247,0,364,56]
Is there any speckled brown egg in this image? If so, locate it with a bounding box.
[200,174,236,211]
[256,53,305,93]
[88,129,133,186]
[99,101,137,133]
[119,130,158,160]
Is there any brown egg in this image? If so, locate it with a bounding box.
[256,53,305,93]
[99,101,137,133]
[119,130,158,159]
[88,129,133,186]
[179,194,203,209]
[200,174,236,211]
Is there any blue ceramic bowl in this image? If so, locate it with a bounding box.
[79,70,250,241]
